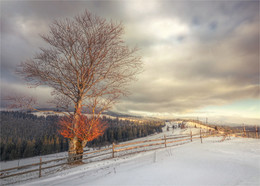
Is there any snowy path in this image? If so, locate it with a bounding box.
[9,123,260,186]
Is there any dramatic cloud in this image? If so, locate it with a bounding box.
[1,1,259,121]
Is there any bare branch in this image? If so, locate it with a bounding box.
[14,9,143,160]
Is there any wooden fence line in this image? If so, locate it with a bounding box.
[83,147,112,156]
[115,142,165,153]
[1,133,195,179]
[115,138,163,148]
[165,134,199,140]
[1,168,41,179]
[165,138,190,145]
[0,132,216,179]
[1,130,257,180]
[83,152,112,161]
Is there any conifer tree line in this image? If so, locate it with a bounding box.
[88,118,163,148]
[0,111,163,161]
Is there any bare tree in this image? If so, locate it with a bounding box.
[16,10,142,162]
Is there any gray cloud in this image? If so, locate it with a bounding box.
[1,1,259,117]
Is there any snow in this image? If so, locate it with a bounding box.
[1,122,260,186]
[0,151,68,170]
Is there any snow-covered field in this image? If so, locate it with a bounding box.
[1,122,260,186]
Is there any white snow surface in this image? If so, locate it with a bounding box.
[2,122,260,186]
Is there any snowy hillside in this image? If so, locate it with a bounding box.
[2,122,260,186]
[19,138,259,186]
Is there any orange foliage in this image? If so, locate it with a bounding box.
[58,114,107,142]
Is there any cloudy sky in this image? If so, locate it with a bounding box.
[1,0,259,124]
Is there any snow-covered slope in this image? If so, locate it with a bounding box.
[21,137,260,186]
[2,122,260,186]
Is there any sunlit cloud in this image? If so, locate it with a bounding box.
[1,1,259,124]
[124,0,159,15]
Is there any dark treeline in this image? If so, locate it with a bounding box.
[88,117,163,148]
[0,111,163,161]
[0,111,68,161]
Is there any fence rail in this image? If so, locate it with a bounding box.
[0,130,258,182]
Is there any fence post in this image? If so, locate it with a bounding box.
[39,157,42,178]
[200,128,202,144]
[190,131,192,142]
[256,125,258,139]
[243,124,246,137]
[112,143,115,158]
[164,135,167,148]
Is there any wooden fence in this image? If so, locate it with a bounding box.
[0,129,257,183]
[223,125,259,139]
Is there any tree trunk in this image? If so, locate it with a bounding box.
[68,137,83,163]
[68,98,83,163]
[68,138,88,163]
